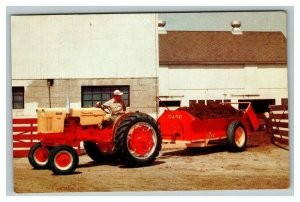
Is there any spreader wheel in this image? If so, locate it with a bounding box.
[227,121,247,152]
[48,145,79,175]
[28,142,51,169]
[115,112,162,167]
[83,141,117,163]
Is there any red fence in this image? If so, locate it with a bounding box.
[13,118,38,157]
[268,105,289,150]
[13,118,83,157]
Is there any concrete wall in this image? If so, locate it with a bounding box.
[11,14,158,79]
[12,78,158,118]
[158,64,288,107]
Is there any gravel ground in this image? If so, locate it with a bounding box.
[13,131,290,193]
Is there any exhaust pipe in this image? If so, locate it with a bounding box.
[66,96,70,115]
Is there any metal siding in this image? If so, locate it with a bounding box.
[159,64,288,107]
[168,65,245,90]
[256,64,288,89]
[12,14,157,79]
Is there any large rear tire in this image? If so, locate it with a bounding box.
[83,141,117,163]
[114,112,162,167]
[227,121,247,152]
[28,142,51,169]
[48,145,79,175]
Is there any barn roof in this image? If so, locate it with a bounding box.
[159,31,287,65]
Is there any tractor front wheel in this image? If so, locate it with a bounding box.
[227,121,247,152]
[28,142,51,169]
[115,112,162,167]
[48,145,79,175]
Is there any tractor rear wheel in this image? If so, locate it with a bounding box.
[114,112,162,167]
[227,121,247,152]
[83,141,117,163]
[28,142,52,169]
[48,145,79,175]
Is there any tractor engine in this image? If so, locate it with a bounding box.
[36,108,111,133]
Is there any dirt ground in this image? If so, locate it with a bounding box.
[13,131,290,193]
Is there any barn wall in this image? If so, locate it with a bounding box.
[11,14,158,79]
[158,64,288,107]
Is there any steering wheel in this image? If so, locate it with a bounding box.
[99,104,112,114]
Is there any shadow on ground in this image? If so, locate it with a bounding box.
[160,145,228,158]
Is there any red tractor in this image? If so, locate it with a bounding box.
[28,106,161,175]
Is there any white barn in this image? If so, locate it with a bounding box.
[158,26,287,115]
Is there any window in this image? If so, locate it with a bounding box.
[215,100,222,104]
[207,100,215,106]
[207,99,230,105]
[197,100,205,105]
[189,100,205,107]
[159,100,181,107]
[281,98,288,105]
[238,99,275,114]
[12,87,24,109]
[189,100,197,107]
[81,86,130,108]
[190,100,230,107]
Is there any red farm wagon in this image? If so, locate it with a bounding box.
[157,102,259,151]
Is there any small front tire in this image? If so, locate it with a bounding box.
[28,142,51,169]
[48,145,79,175]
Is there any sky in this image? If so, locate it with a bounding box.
[6,8,287,37]
[159,11,287,36]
